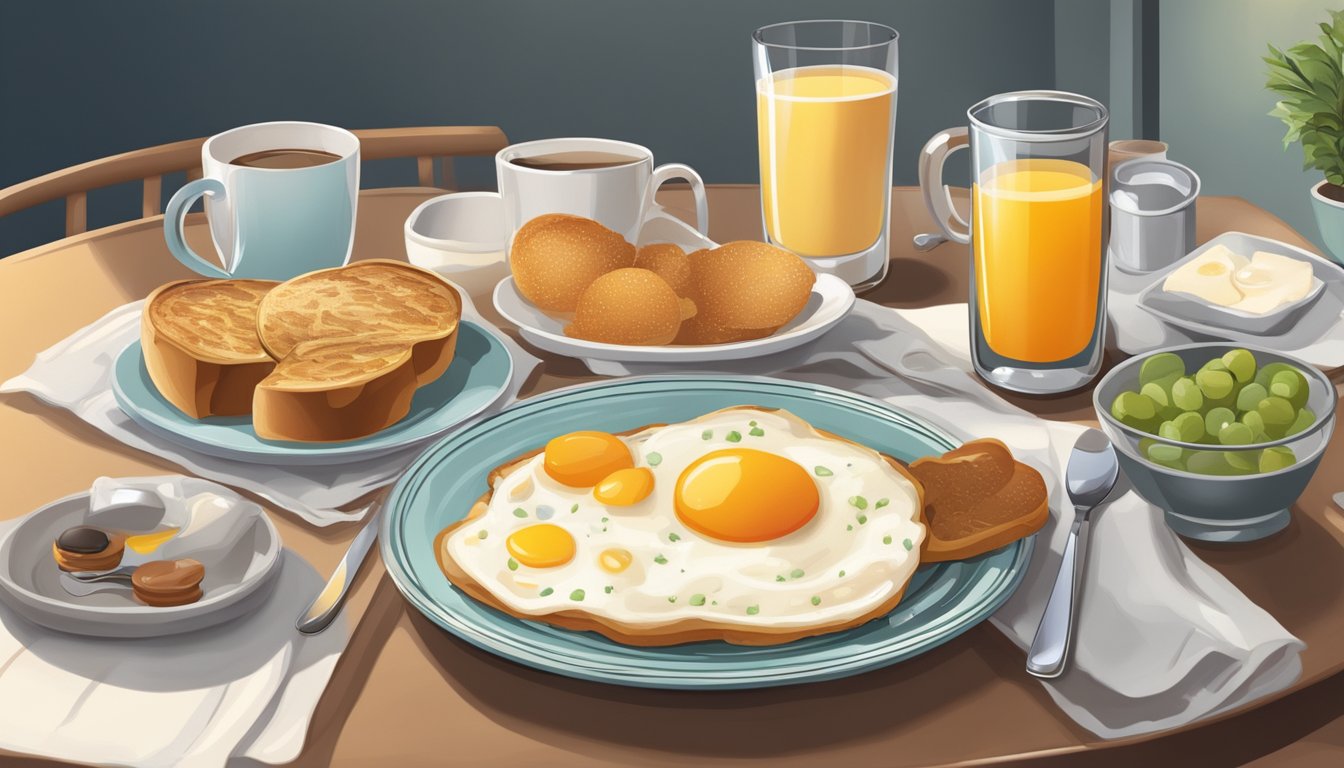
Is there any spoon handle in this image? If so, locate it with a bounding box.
[1026,510,1090,678]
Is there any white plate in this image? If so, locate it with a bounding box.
[1138,233,1336,335]
[495,211,856,365]
[0,493,282,638]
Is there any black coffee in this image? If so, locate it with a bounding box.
[231,148,341,169]
[510,151,642,171]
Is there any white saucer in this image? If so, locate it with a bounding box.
[495,210,857,366]
[0,493,282,638]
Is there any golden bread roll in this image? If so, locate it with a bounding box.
[141,279,278,418]
[634,243,692,296]
[687,241,815,330]
[253,337,426,442]
[257,260,461,386]
[509,214,635,311]
[564,268,682,346]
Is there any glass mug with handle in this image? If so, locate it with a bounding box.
[920,91,1109,394]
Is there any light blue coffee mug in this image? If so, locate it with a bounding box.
[164,121,360,280]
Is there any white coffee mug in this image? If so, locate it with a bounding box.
[495,137,708,252]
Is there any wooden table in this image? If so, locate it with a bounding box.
[2,185,1343,767]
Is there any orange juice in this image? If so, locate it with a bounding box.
[972,159,1103,362]
[757,65,896,257]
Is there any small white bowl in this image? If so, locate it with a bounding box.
[404,192,509,297]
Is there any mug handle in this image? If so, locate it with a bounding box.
[918,128,972,245]
[163,177,231,278]
[643,163,709,237]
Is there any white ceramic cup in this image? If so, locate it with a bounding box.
[495,137,708,253]
[404,191,509,299]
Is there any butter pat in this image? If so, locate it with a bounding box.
[1164,245,1316,316]
[1162,245,1247,307]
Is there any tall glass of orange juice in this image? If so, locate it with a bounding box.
[754,21,898,291]
[920,91,1109,394]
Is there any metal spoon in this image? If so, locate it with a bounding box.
[913,232,947,251]
[59,565,137,597]
[1026,429,1120,679]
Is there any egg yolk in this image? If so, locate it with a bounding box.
[593,467,655,506]
[599,548,633,573]
[674,448,819,543]
[544,431,634,487]
[505,524,576,568]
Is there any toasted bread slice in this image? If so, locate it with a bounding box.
[141,279,278,418]
[257,260,461,386]
[909,438,1049,562]
[252,337,424,442]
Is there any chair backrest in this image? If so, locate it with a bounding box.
[0,126,509,236]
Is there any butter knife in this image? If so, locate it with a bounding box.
[297,503,381,634]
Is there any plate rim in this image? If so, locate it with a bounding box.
[110,320,514,465]
[380,375,1033,689]
[0,490,283,635]
[492,274,857,362]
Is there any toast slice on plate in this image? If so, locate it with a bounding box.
[253,337,422,442]
[909,438,1050,562]
[256,259,461,386]
[141,279,278,418]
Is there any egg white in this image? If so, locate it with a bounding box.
[444,408,925,632]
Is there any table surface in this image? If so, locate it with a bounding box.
[2,185,1343,767]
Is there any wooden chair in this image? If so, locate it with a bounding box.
[0,126,509,236]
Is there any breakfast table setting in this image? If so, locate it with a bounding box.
[3,18,1344,768]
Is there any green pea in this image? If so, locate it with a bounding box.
[1140,352,1185,388]
[1196,368,1235,401]
[1285,407,1316,437]
[1221,349,1257,383]
[1218,422,1254,446]
[1171,377,1204,412]
[1173,411,1205,442]
[1255,364,1309,407]
[1141,382,1173,410]
[1257,396,1296,436]
[1144,440,1186,469]
[1204,407,1236,436]
[1259,446,1297,473]
[1186,450,1253,476]
[1269,370,1306,407]
[1225,450,1260,472]
[1235,383,1268,413]
[1111,391,1157,425]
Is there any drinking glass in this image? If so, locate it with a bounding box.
[920,91,1109,394]
[754,20,899,291]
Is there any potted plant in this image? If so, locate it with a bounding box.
[1266,10,1344,262]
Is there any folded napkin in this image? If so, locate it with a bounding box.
[0,476,347,767]
[592,300,1303,739]
[0,288,540,527]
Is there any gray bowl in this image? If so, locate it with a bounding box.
[1093,343,1336,542]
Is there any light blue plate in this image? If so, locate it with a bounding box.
[111,321,513,466]
[382,376,1034,690]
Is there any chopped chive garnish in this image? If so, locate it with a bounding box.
[539,587,553,597]
[846,524,853,531]
[647,452,663,466]
[746,605,760,615]
[882,535,892,545]
[477,530,488,540]
[512,508,528,518]
[604,585,614,593]
[903,538,914,551]
[749,427,765,437]
[701,429,713,440]
[689,594,706,606]
[849,496,869,510]
[749,420,758,426]
[814,466,833,477]
[569,589,585,601]
[667,596,677,603]
[570,503,579,513]
[507,558,519,571]
[601,516,609,523]
[876,498,890,508]
[711,600,718,605]
[654,554,668,564]
[811,595,821,606]
[857,514,868,525]
[668,532,681,542]
[789,568,804,579]
[726,430,742,442]
[839,570,846,577]
[775,575,786,582]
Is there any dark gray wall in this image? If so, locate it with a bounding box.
[0,0,1057,256]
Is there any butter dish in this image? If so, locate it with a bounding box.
[1138,232,1336,336]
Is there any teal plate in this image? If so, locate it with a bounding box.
[111,321,513,466]
[382,376,1034,690]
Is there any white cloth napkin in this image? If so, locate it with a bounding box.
[0,476,347,767]
[0,291,540,527]
[594,300,1304,739]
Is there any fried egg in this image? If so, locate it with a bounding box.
[442,408,925,633]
